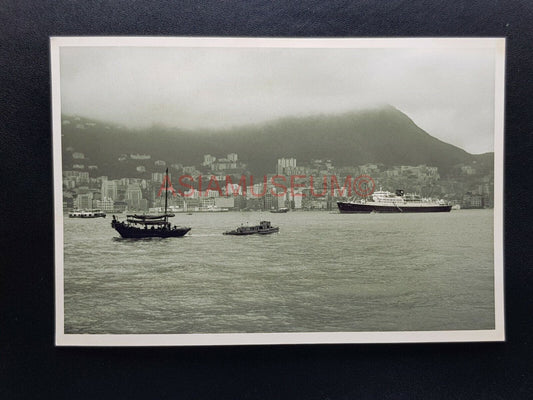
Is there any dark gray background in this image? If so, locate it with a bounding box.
[1,1,532,398]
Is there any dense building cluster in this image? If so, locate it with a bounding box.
[62,150,493,212]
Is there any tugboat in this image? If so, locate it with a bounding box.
[337,189,452,213]
[111,169,191,238]
[223,221,279,235]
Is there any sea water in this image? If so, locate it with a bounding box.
[63,210,494,334]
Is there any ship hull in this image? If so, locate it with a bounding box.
[111,220,191,238]
[224,227,279,235]
[337,202,452,213]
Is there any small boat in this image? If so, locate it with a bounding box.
[223,221,279,235]
[110,169,191,238]
[69,209,106,218]
[196,205,229,212]
[270,207,289,213]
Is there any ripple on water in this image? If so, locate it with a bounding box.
[63,210,495,333]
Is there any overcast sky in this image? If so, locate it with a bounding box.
[60,43,498,154]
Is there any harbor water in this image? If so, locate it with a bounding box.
[63,210,494,334]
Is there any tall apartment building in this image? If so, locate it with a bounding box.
[277,158,297,175]
[125,184,143,210]
[74,192,93,210]
[101,180,118,201]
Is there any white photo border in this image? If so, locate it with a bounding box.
[51,37,505,346]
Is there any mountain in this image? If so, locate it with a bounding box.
[61,105,491,178]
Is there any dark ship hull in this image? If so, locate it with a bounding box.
[270,208,289,213]
[111,220,191,238]
[337,202,452,213]
[224,227,279,235]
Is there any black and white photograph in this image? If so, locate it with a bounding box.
[51,37,504,345]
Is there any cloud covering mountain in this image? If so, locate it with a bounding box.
[61,106,492,178]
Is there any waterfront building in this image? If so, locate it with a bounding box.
[113,201,127,213]
[233,195,247,210]
[462,192,484,209]
[125,184,143,210]
[263,192,275,210]
[214,197,234,209]
[205,190,220,198]
[96,197,114,212]
[74,192,93,210]
[101,180,118,201]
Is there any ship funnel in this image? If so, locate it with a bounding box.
[395,189,405,196]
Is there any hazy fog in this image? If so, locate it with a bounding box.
[60,42,498,154]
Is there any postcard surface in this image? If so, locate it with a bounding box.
[52,37,504,345]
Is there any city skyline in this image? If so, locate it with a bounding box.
[62,150,494,214]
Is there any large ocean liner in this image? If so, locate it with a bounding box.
[337,189,452,213]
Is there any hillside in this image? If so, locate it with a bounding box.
[60,105,491,178]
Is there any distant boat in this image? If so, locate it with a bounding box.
[270,207,289,213]
[110,169,191,238]
[69,209,106,218]
[223,221,279,235]
[337,189,452,213]
[196,205,229,212]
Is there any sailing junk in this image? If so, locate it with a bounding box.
[110,169,191,238]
